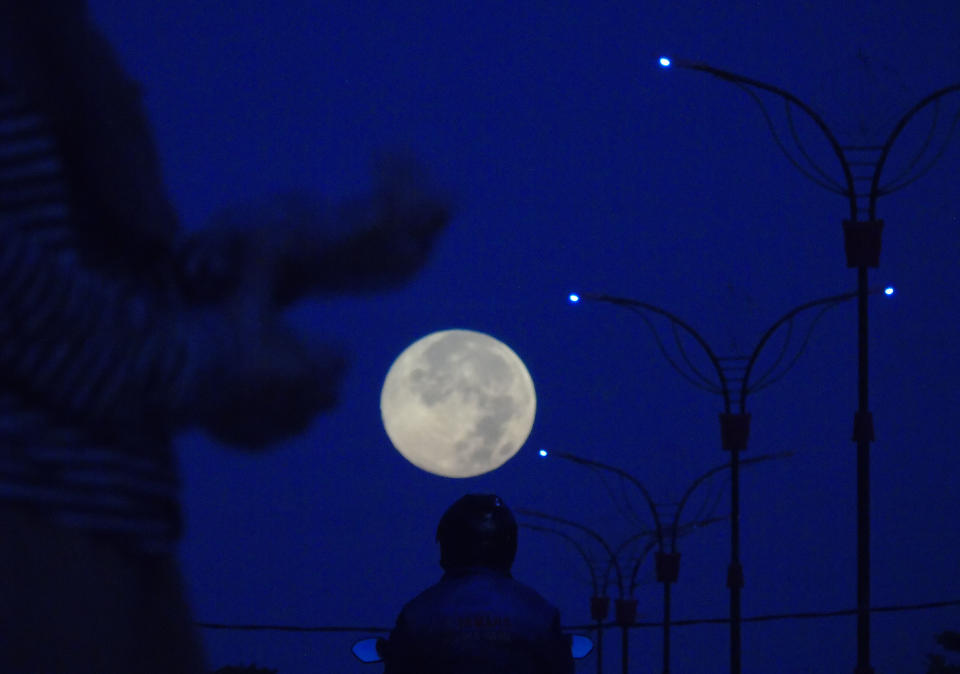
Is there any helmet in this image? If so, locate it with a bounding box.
[436,494,518,572]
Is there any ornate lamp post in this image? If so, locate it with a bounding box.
[517,508,635,674]
[571,289,874,673]
[520,521,609,674]
[540,449,787,674]
[657,56,960,673]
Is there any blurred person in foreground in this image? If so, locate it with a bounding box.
[0,2,449,672]
[383,494,574,674]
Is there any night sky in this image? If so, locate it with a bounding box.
[89,1,959,672]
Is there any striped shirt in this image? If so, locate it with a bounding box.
[0,80,209,554]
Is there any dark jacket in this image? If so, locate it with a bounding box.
[384,566,574,674]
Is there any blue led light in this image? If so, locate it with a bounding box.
[884,286,895,296]
[568,293,580,304]
[539,449,548,457]
[659,57,671,67]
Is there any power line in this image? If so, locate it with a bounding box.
[196,597,960,633]
[196,623,391,633]
[572,598,960,630]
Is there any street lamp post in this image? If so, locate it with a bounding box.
[571,289,871,673]
[543,449,788,674]
[517,508,634,674]
[520,522,608,674]
[658,57,960,673]
[536,455,662,674]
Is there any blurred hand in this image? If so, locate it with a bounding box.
[177,154,450,448]
[199,316,348,450]
[177,154,452,306]
[196,253,347,450]
[346,152,452,283]
[202,320,347,450]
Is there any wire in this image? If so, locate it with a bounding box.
[195,623,392,633]
[563,597,960,631]
[195,597,960,633]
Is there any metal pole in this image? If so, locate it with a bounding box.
[720,413,749,674]
[621,625,629,674]
[728,447,743,674]
[662,59,958,673]
[655,550,682,674]
[844,216,881,674]
[596,620,604,674]
[854,265,874,674]
[663,581,672,674]
[574,290,846,674]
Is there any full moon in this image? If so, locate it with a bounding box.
[380,329,537,478]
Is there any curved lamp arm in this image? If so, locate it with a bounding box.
[870,83,960,217]
[520,522,601,597]
[672,451,794,549]
[516,508,625,598]
[663,58,856,218]
[542,451,666,546]
[662,57,960,222]
[573,293,730,410]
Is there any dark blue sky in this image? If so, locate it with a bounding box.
[91,1,959,672]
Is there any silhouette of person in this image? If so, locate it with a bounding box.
[383,494,575,674]
[0,2,448,672]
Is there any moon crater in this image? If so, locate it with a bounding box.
[380,330,536,478]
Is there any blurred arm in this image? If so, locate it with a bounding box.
[0,4,341,448]
[178,159,452,307]
[0,221,220,436]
